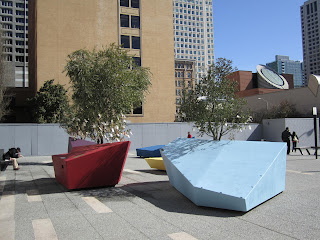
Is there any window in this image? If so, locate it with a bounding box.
[131,16,140,29]
[16,33,24,38]
[131,0,139,8]
[16,25,24,31]
[132,36,140,49]
[16,18,24,23]
[16,56,24,62]
[16,10,24,15]
[16,48,24,53]
[120,0,129,7]
[16,3,24,8]
[2,1,12,6]
[120,14,129,27]
[121,35,130,48]
[133,57,141,66]
[133,103,143,114]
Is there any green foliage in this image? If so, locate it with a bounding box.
[179,58,251,140]
[264,100,298,119]
[63,44,151,143]
[27,79,70,123]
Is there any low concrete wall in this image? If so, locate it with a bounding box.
[0,122,262,156]
[1,119,317,156]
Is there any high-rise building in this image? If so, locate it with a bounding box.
[266,55,305,88]
[301,0,320,82]
[173,0,214,82]
[0,0,28,88]
[28,0,176,123]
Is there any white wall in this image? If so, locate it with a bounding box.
[0,122,262,156]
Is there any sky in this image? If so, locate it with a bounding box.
[213,0,307,72]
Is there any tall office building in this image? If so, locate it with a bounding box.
[266,55,305,88]
[173,0,214,82]
[0,0,28,88]
[29,0,176,123]
[301,0,320,82]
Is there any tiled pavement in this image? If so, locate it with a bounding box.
[1,151,320,240]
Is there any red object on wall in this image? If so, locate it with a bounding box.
[52,141,131,190]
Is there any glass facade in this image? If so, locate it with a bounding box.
[266,55,305,88]
[173,0,214,83]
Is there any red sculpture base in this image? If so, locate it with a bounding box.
[52,141,131,190]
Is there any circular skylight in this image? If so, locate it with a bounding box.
[261,68,285,86]
[256,65,289,89]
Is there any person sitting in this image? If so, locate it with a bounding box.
[3,147,23,170]
[187,132,192,138]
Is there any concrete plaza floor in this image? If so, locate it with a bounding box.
[0,150,320,240]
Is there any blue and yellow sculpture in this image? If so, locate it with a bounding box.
[161,138,287,212]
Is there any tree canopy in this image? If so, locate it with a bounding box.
[63,44,152,143]
[27,79,70,123]
[179,58,251,140]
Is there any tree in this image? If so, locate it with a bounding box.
[0,33,10,121]
[265,100,298,119]
[63,44,152,143]
[179,58,251,140]
[27,79,70,123]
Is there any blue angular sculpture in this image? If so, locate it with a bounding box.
[136,145,165,157]
[160,138,287,212]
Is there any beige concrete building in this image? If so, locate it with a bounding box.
[29,0,175,123]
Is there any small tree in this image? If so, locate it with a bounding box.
[63,44,151,143]
[27,79,70,123]
[179,58,251,140]
[265,100,298,119]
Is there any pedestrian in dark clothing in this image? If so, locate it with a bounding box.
[291,131,299,152]
[3,147,23,170]
[281,127,292,155]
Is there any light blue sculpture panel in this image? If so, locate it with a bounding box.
[160,138,287,212]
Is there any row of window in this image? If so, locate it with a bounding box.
[3,39,27,45]
[175,9,212,17]
[175,63,193,69]
[5,55,28,62]
[120,0,139,8]
[1,1,27,7]
[121,35,140,49]
[2,32,27,38]
[120,14,140,29]
[175,27,213,33]
[174,1,212,8]
[1,16,28,23]
[1,24,28,30]
[3,47,27,53]
[175,50,213,56]
[2,9,26,15]
[175,71,192,78]
[174,15,212,22]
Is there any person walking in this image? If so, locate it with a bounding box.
[281,127,292,155]
[291,131,299,152]
[3,147,23,170]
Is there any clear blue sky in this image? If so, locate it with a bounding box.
[213,0,307,72]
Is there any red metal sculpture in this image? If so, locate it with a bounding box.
[52,141,131,190]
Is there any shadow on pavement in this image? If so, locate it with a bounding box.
[121,181,244,218]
